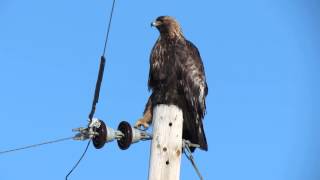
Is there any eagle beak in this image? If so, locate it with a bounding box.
[151,21,160,27]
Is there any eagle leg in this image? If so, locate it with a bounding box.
[135,98,153,129]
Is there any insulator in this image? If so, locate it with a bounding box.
[91,119,124,149]
[117,121,152,150]
[92,120,107,149]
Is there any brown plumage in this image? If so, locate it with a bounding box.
[135,16,208,151]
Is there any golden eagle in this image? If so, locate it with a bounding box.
[135,16,208,151]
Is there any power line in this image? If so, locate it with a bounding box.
[88,56,106,122]
[1,0,117,179]
[65,140,91,180]
[88,0,116,124]
[102,0,116,57]
[0,136,73,155]
[183,141,204,180]
[65,0,117,179]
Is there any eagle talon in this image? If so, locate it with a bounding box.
[134,119,150,130]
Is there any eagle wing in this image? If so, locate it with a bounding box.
[148,39,160,91]
[175,40,208,120]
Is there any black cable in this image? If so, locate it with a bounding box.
[183,144,204,180]
[66,0,117,179]
[65,140,91,180]
[88,0,116,123]
[0,136,73,155]
[102,0,116,56]
[88,56,106,121]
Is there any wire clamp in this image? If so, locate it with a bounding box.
[182,139,203,180]
[72,118,101,141]
[72,127,97,141]
[182,140,200,149]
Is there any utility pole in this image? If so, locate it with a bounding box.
[148,104,183,180]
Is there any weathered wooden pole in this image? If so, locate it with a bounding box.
[148,104,183,180]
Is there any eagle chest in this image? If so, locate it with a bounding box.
[151,42,177,81]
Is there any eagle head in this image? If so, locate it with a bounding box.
[151,16,183,38]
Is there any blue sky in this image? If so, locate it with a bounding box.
[0,0,319,180]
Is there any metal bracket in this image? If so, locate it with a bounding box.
[182,140,200,149]
[72,127,98,141]
[72,118,102,141]
[182,139,203,180]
